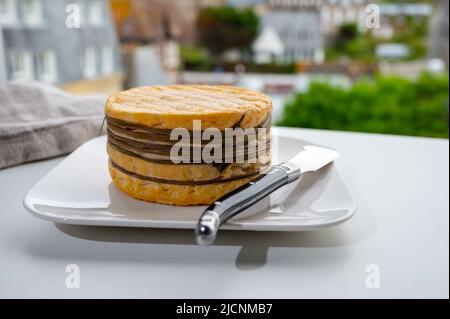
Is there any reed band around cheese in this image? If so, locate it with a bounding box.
[105,85,273,206]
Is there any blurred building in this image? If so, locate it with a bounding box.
[253,26,284,63]
[0,25,5,83]
[230,0,370,34]
[378,2,432,17]
[374,2,433,39]
[111,0,227,53]
[317,0,369,34]
[253,9,324,64]
[174,0,228,43]
[227,0,268,14]
[0,0,122,95]
[428,0,449,65]
[110,0,226,86]
[113,0,183,72]
[122,45,169,88]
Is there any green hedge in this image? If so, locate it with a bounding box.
[277,73,449,138]
[248,62,296,74]
[180,45,296,73]
[180,46,214,72]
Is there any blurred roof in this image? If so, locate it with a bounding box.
[115,0,183,43]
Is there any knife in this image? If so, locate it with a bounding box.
[195,145,340,245]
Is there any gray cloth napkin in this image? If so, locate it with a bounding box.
[0,81,106,169]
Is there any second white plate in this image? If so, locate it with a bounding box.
[24,131,356,231]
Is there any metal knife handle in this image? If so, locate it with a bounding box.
[195,163,301,245]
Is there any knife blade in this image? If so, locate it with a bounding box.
[195,145,339,245]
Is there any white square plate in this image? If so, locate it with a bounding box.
[24,131,356,231]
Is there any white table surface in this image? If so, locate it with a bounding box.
[0,127,448,299]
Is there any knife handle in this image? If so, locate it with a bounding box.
[195,163,301,245]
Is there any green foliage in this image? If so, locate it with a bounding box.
[196,6,259,58]
[180,45,213,71]
[389,16,429,60]
[248,62,296,74]
[327,15,430,62]
[337,23,359,43]
[278,73,449,138]
[180,45,296,73]
[327,23,377,62]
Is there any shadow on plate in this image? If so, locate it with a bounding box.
[56,187,376,271]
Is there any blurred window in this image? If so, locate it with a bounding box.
[0,0,17,25]
[82,47,97,78]
[357,8,366,30]
[288,50,295,61]
[21,0,44,26]
[321,7,331,32]
[36,49,57,83]
[346,8,356,22]
[9,50,34,80]
[333,8,343,26]
[101,46,114,75]
[88,0,103,26]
